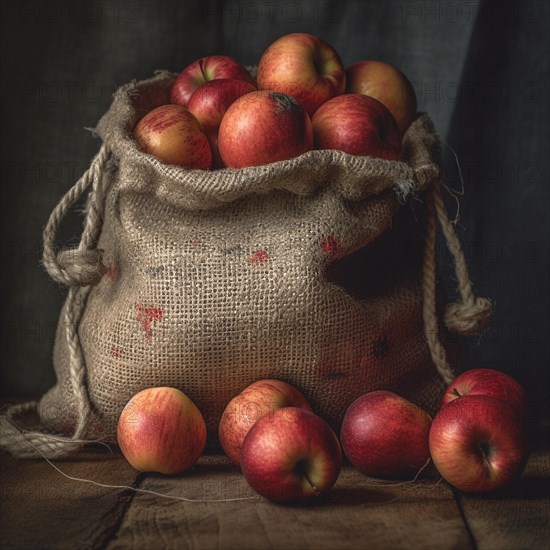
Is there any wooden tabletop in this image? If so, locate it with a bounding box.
[1,427,549,549]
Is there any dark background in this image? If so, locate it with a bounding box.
[1,0,548,419]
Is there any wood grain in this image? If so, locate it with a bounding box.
[107,456,471,550]
[0,446,139,549]
[458,432,550,550]
[2,431,548,549]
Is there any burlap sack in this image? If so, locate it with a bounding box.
[0,72,492,458]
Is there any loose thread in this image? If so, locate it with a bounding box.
[441,140,465,197]
[349,457,433,489]
[24,438,260,504]
[344,494,405,508]
[440,140,465,225]
[431,476,445,489]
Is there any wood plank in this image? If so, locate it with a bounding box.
[458,427,550,550]
[3,433,546,549]
[107,457,471,550]
[0,446,140,549]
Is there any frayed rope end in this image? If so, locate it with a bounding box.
[393,179,415,203]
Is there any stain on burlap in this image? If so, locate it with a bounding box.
[39,72,450,443]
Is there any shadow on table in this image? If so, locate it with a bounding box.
[462,475,550,501]
[328,486,400,506]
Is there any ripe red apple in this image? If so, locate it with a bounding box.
[241,407,342,503]
[170,55,255,107]
[346,60,417,134]
[442,368,529,420]
[117,387,207,474]
[187,79,257,168]
[218,90,313,168]
[257,32,346,116]
[312,94,402,160]
[429,395,529,493]
[218,379,312,464]
[134,104,212,169]
[340,391,432,478]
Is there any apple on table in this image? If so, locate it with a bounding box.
[429,395,529,493]
[442,368,529,420]
[340,390,432,478]
[117,387,207,475]
[218,379,312,465]
[241,407,342,503]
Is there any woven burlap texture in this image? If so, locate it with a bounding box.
[2,72,491,457]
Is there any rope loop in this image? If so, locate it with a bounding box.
[42,144,110,286]
[1,145,110,458]
[56,248,107,287]
[422,177,493,383]
[444,297,492,336]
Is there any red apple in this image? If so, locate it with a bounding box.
[429,395,529,493]
[346,60,417,134]
[218,379,312,464]
[117,387,207,474]
[257,32,346,116]
[187,79,257,168]
[134,104,212,169]
[218,90,313,168]
[170,55,255,107]
[241,407,342,503]
[442,368,529,420]
[312,94,402,160]
[340,391,432,478]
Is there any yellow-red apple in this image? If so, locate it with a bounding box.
[257,32,346,116]
[134,104,212,169]
[117,387,207,474]
[346,60,417,134]
[218,379,312,464]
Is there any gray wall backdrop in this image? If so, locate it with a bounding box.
[1,0,549,418]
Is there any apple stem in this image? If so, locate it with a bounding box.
[295,460,321,497]
[304,473,320,497]
[452,388,461,397]
[479,443,492,473]
[199,59,207,81]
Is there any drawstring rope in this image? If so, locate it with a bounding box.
[422,178,492,384]
[1,147,491,458]
[42,144,110,286]
[0,145,110,458]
